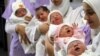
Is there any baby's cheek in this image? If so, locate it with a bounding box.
[69,45,76,53]
[68,48,74,54]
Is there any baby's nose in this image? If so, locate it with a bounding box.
[55,18,59,20]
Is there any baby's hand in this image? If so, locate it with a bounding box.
[72,23,78,29]
[25,16,32,21]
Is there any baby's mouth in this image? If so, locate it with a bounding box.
[75,47,80,51]
[88,21,93,25]
[67,30,70,33]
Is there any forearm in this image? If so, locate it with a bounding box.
[5,20,17,34]
[45,39,54,56]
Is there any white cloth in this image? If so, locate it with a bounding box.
[26,16,48,56]
[7,4,35,53]
[26,16,47,43]
[35,35,47,56]
[9,8,31,25]
[55,49,65,56]
[12,0,25,12]
[79,0,100,56]
[80,32,100,56]
[79,49,93,56]
[65,6,86,27]
[47,24,58,40]
[91,32,100,56]
[91,27,100,39]
[49,0,72,17]
[6,16,35,54]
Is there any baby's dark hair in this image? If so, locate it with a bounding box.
[35,6,50,13]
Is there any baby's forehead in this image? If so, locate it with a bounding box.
[51,12,61,15]
[70,40,81,44]
[61,25,71,29]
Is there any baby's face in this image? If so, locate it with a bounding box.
[36,9,49,22]
[50,12,63,25]
[15,8,27,17]
[68,40,86,55]
[59,25,74,37]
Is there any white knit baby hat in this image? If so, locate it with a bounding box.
[63,37,84,55]
[12,0,25,12]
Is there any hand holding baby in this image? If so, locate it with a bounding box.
[25,15,32,21]
[16,25,31,44]
[39,22,49,34]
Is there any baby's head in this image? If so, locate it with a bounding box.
[48,10,63,25]
[12,1,27,17]
[64,37,86,56]
[59,24,74,37]
[35,6,50,22]
[15,7,27,17]
[55,24,74,38]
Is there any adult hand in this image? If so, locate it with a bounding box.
[39,22,49,34]
[16,24,31,44]
[45,39,54,56]
[25,16,32,21]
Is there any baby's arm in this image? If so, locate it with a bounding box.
[73,24,85,40]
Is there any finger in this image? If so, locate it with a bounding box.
[22,34,27,44]
[21,35,27,44]
[20,36,23,43]
[20,33,27,44]
[20,33,24,43]
[25,37,31,44]
[25,34,31,44]
[24,34,31,44]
